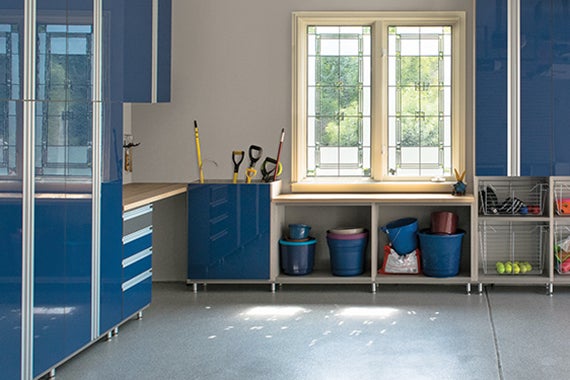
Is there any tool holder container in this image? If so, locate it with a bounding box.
[478,177,548,216]
[479,221,547,275]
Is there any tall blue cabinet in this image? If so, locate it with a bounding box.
[0,1,171,379]
[476,0,570,176]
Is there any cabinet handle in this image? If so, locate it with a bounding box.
[122,269,152,292]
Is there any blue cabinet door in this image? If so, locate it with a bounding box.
[0,199,23,380]
[157,0,172,102]
[520,0,552,176]
[476,0,508,176]
[552,0,570,175]
[103,0,171,103]
[188,183,270,280]
[0,5,23,379]
[34,199,93,378]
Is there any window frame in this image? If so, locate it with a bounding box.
[291,11,467,193]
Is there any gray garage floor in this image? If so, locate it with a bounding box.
[51,283,568,380]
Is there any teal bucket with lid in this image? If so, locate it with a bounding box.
[380,217,418,255]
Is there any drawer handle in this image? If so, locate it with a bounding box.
[123,226,152,244]
[122,247,152,268]
[123,204,153,221]
[122,269,152,292]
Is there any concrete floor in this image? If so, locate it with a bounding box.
[51,283,569,380]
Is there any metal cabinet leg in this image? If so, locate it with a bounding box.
[48,368,56,379]
[192,283,198,293]
[106,331,113,341]
[137,311,143,320]
[478,283,483,295]
[113,327,119,336]
[466,283,471,295]
[271,283,276,293]
[547,283,553,296]
[372,283,377,293]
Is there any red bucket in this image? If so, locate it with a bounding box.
[430,211,458,235]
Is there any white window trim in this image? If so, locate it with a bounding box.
[291,11,467,193]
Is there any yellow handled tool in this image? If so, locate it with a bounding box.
[232,150,245,184]
[245,145,263,184]
[194,120,204,183]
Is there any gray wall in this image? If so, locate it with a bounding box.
[131,0,474,189]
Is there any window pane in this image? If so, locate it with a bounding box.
[307,25,370,177]
[387,25,452,177]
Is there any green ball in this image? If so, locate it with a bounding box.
[504,263,513,274]
[496,262,505,274]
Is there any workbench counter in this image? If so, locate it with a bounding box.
[123,183,187,211]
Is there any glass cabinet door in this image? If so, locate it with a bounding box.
[0,2,23,379]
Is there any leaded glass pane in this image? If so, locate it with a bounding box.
[387,25,452,177]
[307,25,371,177]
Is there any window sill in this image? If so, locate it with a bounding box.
[290,180,465,194]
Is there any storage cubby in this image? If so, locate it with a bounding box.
[272,193,476,290]
[554,223,570,275]
[479,221,547,276]
[275,204,373,284]
[478,177,549,216]
[376,205,472,282]
[552,178,570,216]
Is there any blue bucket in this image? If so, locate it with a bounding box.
[418,229,465,277]
[327,233,368,276]
[279,238,317,275]
[380,217,418,255]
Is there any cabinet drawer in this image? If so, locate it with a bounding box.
[122,269,152,318]
[123,226,152,259]
[122,247,152,282]
[123,204,153,236]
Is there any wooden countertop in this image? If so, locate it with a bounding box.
[273,193,475,205]
[123,183,187,211]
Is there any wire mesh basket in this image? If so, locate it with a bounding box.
[554,224,570,274]
[479,221,547,275]
[478,177,548,216]
[553,180,570,216]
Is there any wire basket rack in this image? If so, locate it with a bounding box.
[478,177,548,216]
[554,224,570,274]
[479,221,547,275]
[553,180,570,216]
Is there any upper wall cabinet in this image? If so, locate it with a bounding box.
[103,0,172,103]
[476,0,508,176]
[477,0,570,177]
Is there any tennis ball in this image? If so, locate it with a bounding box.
[505,263,513,274]
[513,263,520,274]
[496,262,505,274]
[520,264,528,274]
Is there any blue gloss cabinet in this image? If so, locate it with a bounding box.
[187,183,271,280]
[122,205,153,318]
[105,0,172,103]
[477,0,570,176]
[476,0,508,176]
[0,2,23,379]
[33,199,93,378]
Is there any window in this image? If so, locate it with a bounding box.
[292,12,466,192]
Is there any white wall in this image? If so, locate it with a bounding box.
[130,0,474,190]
